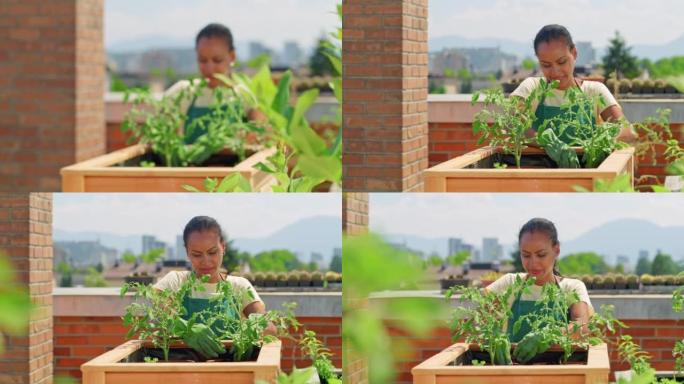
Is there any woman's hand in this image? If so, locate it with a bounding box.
[244,301,278,337]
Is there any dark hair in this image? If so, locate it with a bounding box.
[533,24,575,54]
[183,216,226,247]
[196,23,234,51]
[518,218,561,276]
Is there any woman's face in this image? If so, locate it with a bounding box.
[536,38,577,90]
[185,229,225,282]
[519,230,560,285]
[196,36,235,89]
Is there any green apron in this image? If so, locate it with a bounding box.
[183,96,213,144]
[181,282,240,336]
[507,276,571,343]
[531,79,596,145]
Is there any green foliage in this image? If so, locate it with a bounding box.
[310,37,337,76]
[472,78,557,167]
[636,255,652,276]
[343,234,445,383]
[573,173,636,192]
[522,58,537,71]
[84,267,108,287]
[0,254,32,353]
[558,252,609,275]
[651,251,680,275]
[447,275,533,365]
[122,79,261,167]
[446,250,470,267]
[57,261,74,287]
[427,253,443,267]
[300,330,336,381]
[249,249,305,272]
[646,56,684,78]
[329,254,342,273]
[538,86,626,168]
[449,276,623,365]
[120,274,206,361]
[602,31,640,79]
[510,249,524,272]
[618,335,652,375]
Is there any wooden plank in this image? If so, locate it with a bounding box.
[412,343,609,384]
[60,144,277,192]
[424,146,634,192]
[106,372,253,384]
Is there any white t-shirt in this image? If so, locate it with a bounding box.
[486,272,592,310]
[511,77,619,117]
[165,79,217,112]
[153,271,262,314]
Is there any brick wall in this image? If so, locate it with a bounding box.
[343,0,429,191]
[53,315,341,381]
[0,193,53,384]
[342,193,369,236]
[386,319,684,383]
[0,1,105,192]
[428,121,684,185]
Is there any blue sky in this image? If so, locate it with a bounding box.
[370,193,684,244]
[105,0,339,51]
[429,0,684,46]
[53,193,340,243]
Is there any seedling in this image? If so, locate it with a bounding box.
[299,330,336,382]
[122,79,262,167]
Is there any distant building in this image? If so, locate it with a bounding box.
[283,41,304,67]
[616,255,631,271]
[310,252,324,265]
[142,235,168,258]
[249,41,274,61]
[482,238,503,262]
[431,47,517,76]
[447,238,475,258]
[575,41,596,68]
[175,235,185,261]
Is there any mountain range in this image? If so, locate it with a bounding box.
[429,34,684,61]
[380,218,684,266]
[54,215,341,264]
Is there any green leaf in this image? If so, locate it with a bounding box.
[288,88,319,136]
[297,155,341,182]
[272,71,292,115]
[182,184,202,192]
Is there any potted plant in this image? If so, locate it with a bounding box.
[626,274,639,290]
[440,274,471,291]
[324,272,341,289]
[276,272,288,287]
[287,272,300,287]
[61,76,279,192]
[424,79,636,192]
[593,275,605,290]
[298,330,342,384]
[614,274,627,290]
[122,248,165,285]
[581,275,594,290]
[412,276,617,383]
[253,272,266,287]
[311,271,324,288]
[602,275,616,290]
[82,274,288,383]
[264,272,277,288]
[298,271,312,287]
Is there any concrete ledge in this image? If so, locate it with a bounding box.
[53,287,341,317]
[105,92,338,124]
[428,94,684,124]
[368,290,682,320]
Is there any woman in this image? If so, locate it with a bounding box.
[485,218,593,363]
[165,23,263,144]
[154,215,275,359]
[512,24,636,144]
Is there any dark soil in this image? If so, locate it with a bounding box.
[118,151,246,168]
[120,346,260,363]
[451,347,588,366]
[467,153,589,169]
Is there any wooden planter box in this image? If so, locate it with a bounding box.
[424,146,635,192]
[412,343,609,384]
[61,144,277,192]
[81,339,281,384]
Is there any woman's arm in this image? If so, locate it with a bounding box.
[567,301,590,339]
[243,301,277,336]
[601,105,637,142]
